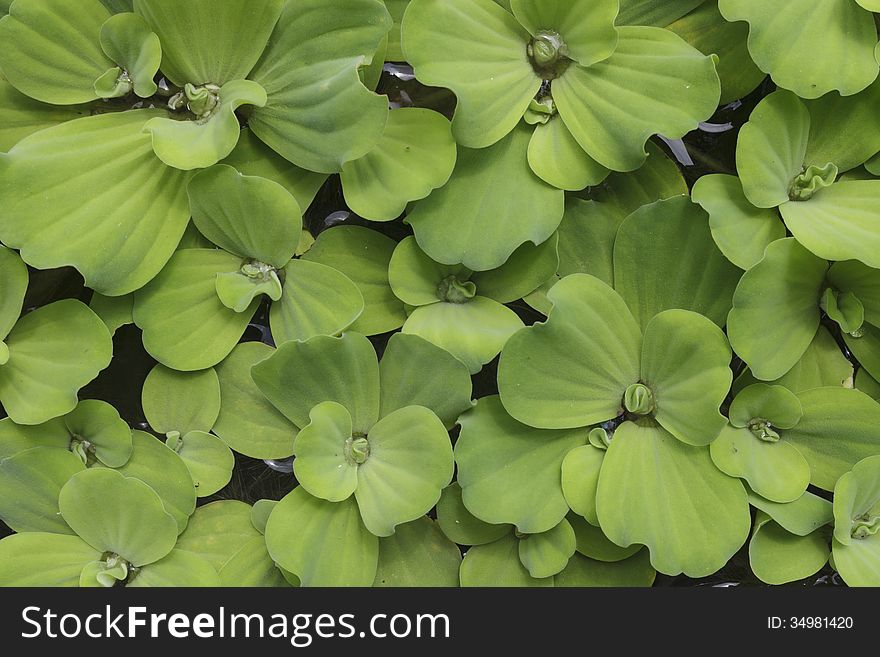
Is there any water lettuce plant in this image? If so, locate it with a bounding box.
[4,0,880,589]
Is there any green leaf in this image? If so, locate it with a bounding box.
[0,447,83,533]
[175,500,260,570]
[527,117,609,191]
[554,550,656,587]
[269,259,364,345]
[435,482,511,546]
[460,533,553,587]
[144,79,267,171]
[729,384,803,430]
[219,536,289,587]
[401,0,537,148]
[727,238,828,381]
[378,332,473,429]
[0,416,70,460]
[265,487,378,587]
[133,249,257,371]
[456,396,586,533]
[89,292,133,337]
[831,533,880,587]
[213,342,298,460]
[388,236,470,307]
[355,405,453,536]
[640,310,731,446]
[736,90,809,209]
[0,0,112,104]
[0,533,100,586]
[97,12,161,98]
[596,420,751,577]
[133,0,284,86]
[142,365,220,435]
[0,300,112,425]
[0,110,192,295]
[556,200,620,285]
[569,513,642,562]
[374,517,462,586]
[115,430,196,534]
[407,124,564,271]
[718,0,879,98]
[747,489,833,537]
[710,425,810,503]
[403,297,524,375]
[187,165,302,268]
[553,26,720,171]
[784,388,880,491]
[832,455,880,546]
[470,234,560,304]
[0,77,87,152]
[63,399,132,468]
[510,0,618,67]
[561,445,605,525]
[666,1,765,105]
[856,368,880,402]
[0,246,27,341]
[617,0,707,27]
[293,401,359,503]
[171,431,233,498]
[780,181,880,269]
[302,226,406,336]
[499,274,641,428]
[59,468,177,566]
[252,333,381,434]
[845,323,880,382]
[749,513,830,585]
[691,174,786,270]
[248,0,391,173]
[828,260,880,325]
[341,108,457,220]
[805,78,880,173]
[517,518,576,578]
[129,549,220,587]
[614,196,741,328]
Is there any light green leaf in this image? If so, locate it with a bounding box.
[218,536,289,587]
[832,533,880,587]
[0,533,100,586]
[248,0,391,173]
[736,90,809,209]
[614,196,741,328]
[527,117,609,191]
[805,78,880,173]
[727,238,828,381]
[435,482,510,546]
[170,431,233,498]
[832,455,880,546]
[553,26,720,171]
[780,181,880,269]
[517,518,576,579]
[142,365,220,435]
[691,174,786,270]
[729,383,803,429]
[144,79,267,171]
[747,489,833,537]
[510,0,618,67]
[856,368,880,402]
[89,292,133,337]
[213,342,298,459]
[133,0,284,86]
[403,297,524,375]
[845,323,880,382]
[0,246,27,340]
[269,259,364,345]
[569,513,642,562]
[470,233,559,304]
[388,236,470,307]
[640,310,731,446]
[556,200,619,285]
[456,396,586,533]
[0,416,69,460]
[0,300,112,425]
[127,549,220,587]
[561,445,605,525]
[401,0,538,148]
[828,260,880,325]
[302,226,406,336]
[0,0,112,104]
[265,487,378,587]
[133,249,257,371]
[355,405,453,536]
[0,77,87,152]
[97,12,161,98]
[187,165,302,268]
[617,0,706,27]
[378,332,474,429]
[115,430,196,534]
[0,110,192,295]
[407,124,564,271]
[784,388,880,491]
[718,0,879,98]
[341,108,457,221]
[251,500,275,536]
[460,533,553,587]
[175,500,260,570]
[252,333,380,434]
[499,274,641,428]
[59,468,177,566]
[749,513,830,585]
[596,420,751,577]
[374,517,462,586]
[293,401,359,503]
[63,399,131,468]
[0,447,83,534]
[554,550,656,587]
[710,425,810,503]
